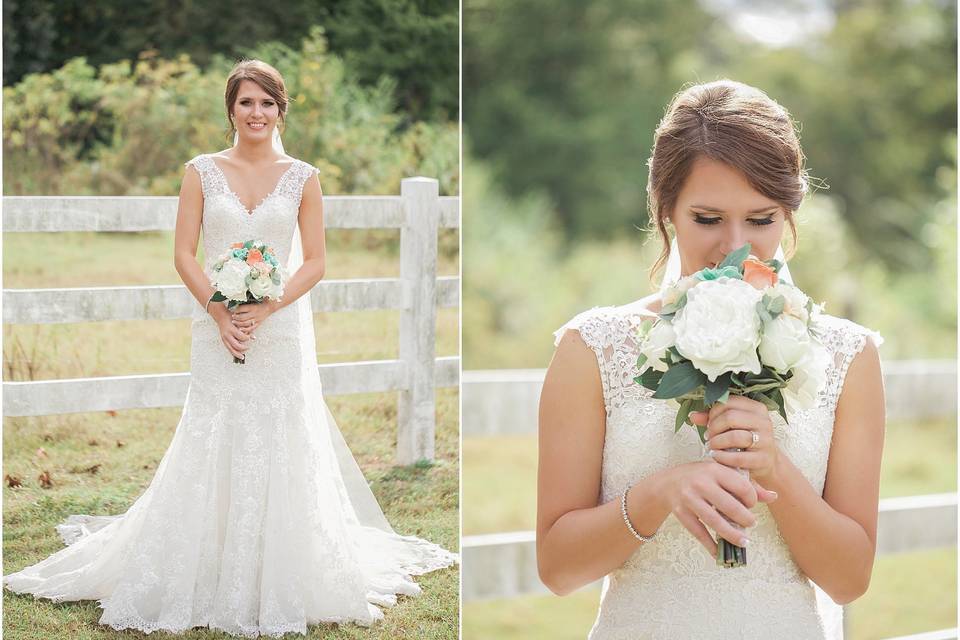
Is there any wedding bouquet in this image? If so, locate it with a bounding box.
[633,243,829,567]
[208,239,286,363]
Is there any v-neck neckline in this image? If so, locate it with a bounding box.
[208,154,298,217]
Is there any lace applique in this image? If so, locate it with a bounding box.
[552,304,882,640]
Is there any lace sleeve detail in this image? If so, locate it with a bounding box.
[553,306,638,415]
[817,315,884,412]
[183,154,218,199]
[278,160,320,212]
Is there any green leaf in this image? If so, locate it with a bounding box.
[741,381,784,394]
[704,371,732,405]
[766,295,785,315]
[695,425,708,444]
[752,392,781,414]
[771,387,788,423]
[652,361,707,399]
[210,291,227,302]
[718,243,752,270]
[688,396,707,415]
[756,300,773,324]
[638,367,664,390]
[636,353,648,370]
[675,398,694,433]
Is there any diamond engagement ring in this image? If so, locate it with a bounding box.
[747,431,760,449]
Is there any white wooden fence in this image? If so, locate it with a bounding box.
[461,364,958,639]
[2,177,459,464]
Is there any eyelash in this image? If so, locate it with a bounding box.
[240,101,274,106]
[693,214,774,227]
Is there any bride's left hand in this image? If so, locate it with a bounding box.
[689,394,781,484]
[230,300,279,336]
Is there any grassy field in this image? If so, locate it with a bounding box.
[2,229,460,639]
[462,416,957,639]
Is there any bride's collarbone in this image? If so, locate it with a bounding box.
[210,152,296,207]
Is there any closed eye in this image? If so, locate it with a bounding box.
[693,215,775,227]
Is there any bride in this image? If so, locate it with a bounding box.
[536,79,884,639]
[3,59,458,636]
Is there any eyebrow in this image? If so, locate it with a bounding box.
[690,205,779,214]
[238,96,274,100]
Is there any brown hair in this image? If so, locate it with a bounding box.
[646,79,815,285]
[224,59,289,140]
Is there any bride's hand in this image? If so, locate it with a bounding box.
[689,394,781,484]
[664,461,778,555]
[211,306,251,360]
[230,300,279,336]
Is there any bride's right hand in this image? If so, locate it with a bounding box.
[212,307,251,360]
[664,461,778,555]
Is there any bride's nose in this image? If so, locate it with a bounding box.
[721,223,747,256]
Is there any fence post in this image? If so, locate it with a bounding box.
[397,177,440,464]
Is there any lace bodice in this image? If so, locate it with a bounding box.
[554,303,883,640]
[184,153,317,320]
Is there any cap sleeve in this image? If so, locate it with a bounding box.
[553,306,639,416]
[817,315,884,412]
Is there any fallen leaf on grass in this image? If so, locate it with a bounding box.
[5,474,23,488]
[116,440,126,448]
[106,410,117,417]
[38,471,53,488]
[35,447,48,459]
[88,438,99,446]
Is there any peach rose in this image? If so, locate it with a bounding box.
[742,258,778,290]
[246,249,263,264]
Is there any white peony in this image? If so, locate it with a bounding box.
[247,270,273,298]
[662,275,699,307]
[638,321,676,374]
[783,344,830,414]
[673,278,763,382]
[758,314,812,373]
[214,259,251,302]
[269,277,284,301]
[770,282,810,323]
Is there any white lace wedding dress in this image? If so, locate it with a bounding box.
[3,153,458,637]
[554,301,883,640]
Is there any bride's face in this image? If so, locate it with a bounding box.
[668,156,786,276]
[232,79,280,142]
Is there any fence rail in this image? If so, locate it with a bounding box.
[461,492,958,602]
[3,178,459,464]
[463,360,958,437]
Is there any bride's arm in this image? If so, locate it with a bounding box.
[270,173,326,313]
[536,329,674,595]
[764,338,885,605]
[173,165,225,320]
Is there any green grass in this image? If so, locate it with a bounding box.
[3,229,460,638]
[462,417,957,638]
[462,548,957,640]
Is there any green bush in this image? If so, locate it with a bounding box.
[3,27,458,197]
